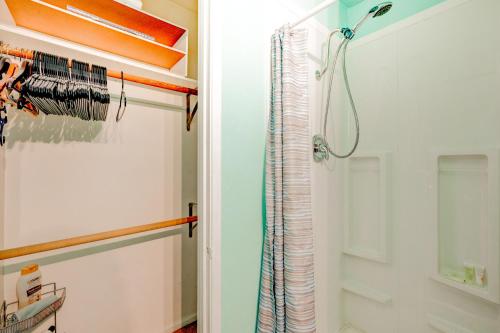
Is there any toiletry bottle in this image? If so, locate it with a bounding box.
[16,264,42,309]
[464,262,475,284]
[475,265,486,287]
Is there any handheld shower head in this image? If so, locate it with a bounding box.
[314,3,394,160]
[353,2,393,33]
[370,2,393,17]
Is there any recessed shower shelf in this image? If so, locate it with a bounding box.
[429,150,500,304]
[431,275,497,304]
[343,153,391,264]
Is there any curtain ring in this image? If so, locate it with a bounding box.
[116,71,127,122]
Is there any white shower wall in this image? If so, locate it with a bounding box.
[327,0,500,332]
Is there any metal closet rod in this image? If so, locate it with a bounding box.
[1,46,198,96]
[0,216,198,260]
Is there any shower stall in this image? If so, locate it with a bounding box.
[309,0,500,332]
[213,0,500,331]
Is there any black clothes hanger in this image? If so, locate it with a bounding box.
[0,57,11,77]
[23,51,110,121]
[115,71,126,122]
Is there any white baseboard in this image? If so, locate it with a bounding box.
[164,313,197,333]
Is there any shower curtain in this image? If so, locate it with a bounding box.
[257,26,316,333]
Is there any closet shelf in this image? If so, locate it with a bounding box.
[5,0,187,70]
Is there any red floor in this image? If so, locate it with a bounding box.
[173,322,197,333]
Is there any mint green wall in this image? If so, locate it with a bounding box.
[221,0,267,331]
[221,2,338,331]
[344,0,445,38]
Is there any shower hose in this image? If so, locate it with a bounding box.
[320,30,360,159]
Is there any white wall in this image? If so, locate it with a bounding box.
[328,0,500,332]
[0,29,197,333]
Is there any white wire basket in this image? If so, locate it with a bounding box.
[1,283,65,333]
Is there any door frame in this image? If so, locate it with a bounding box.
[198,0,222,332]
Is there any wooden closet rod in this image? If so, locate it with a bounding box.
[1,47,198,96]
[0,216,198,260]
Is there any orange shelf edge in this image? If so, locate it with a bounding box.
[5,0,186,70]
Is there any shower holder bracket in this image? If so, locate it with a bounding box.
[341,28,355,40]
[313,134,329,162]
[315,70,322,80]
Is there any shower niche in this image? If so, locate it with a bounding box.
[430,151,500,304]
[343,153,391,264]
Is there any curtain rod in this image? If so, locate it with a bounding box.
[290,0,339,28]
[0,216,198,260]
[1,46,198,96]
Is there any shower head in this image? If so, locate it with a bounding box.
[353,2,393,33]
[370,2,393,18]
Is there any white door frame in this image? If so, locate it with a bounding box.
[198,0,222,332]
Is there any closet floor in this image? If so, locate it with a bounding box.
[174,322,197,333]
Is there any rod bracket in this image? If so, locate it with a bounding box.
[186,94,198,131]
[188,202,198,238]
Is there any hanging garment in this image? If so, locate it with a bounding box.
[257,25,316,333]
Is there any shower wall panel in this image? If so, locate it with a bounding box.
[332,0,500,332]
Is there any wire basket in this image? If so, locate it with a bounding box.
[1,283,65,333]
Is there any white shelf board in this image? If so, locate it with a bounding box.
[431,275,499,305]
[341,280,392,305]
[0,23,197,88]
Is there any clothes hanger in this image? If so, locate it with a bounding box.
[0,57,11,77]
[0,103,7,146]
[90,64,109,121]
[0,61,17,94]
[25,51,57,116]
[20,51,111,121]
[0,57,12,146]
[115,71,127,122]
[3,59,39,116]
[8,59,30,91]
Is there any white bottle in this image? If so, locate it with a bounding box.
[16,264,42,309]
[475,265,486,287]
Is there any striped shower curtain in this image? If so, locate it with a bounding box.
[257,26,316,333]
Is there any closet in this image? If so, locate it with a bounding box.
[0,1,199,332]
